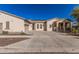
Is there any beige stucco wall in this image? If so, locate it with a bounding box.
[47,18,59,31]
[47,19,56,31]
[0,12,25,32]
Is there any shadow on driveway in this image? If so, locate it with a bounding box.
[0,37,30,46]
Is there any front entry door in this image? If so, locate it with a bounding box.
[36,23,44,31]
[0,23,3,34]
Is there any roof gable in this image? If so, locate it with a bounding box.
[0,10,31,23]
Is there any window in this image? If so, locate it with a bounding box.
[37,24,39,29]
[40,24,42,29]
[6,21,10,29]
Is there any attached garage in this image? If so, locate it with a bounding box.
[24,20,32,32]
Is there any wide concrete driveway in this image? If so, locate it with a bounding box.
[0,31,79,53]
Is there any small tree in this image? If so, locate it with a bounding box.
[71,6,79,22]
[71,6,79,34]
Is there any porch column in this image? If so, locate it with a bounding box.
[56,22,59,32]
[71,22,72,32]
[63,22,65,32]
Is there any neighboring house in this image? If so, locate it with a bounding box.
[0,11,31,33]
[57,19,72,32]
[47,18,72,32]
[0,11,72,33]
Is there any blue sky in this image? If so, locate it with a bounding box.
[0,4,78,21]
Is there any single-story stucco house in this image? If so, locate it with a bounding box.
[0,10,72,34]
[0,11,32,34]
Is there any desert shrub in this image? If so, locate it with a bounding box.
[21,32,26,35]
[76,29,79,33]
[72,28,79,33]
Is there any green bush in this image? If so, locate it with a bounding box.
[76,29,79,33]
[72,28,79,33]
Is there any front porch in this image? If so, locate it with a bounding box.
[52,20,71,32]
